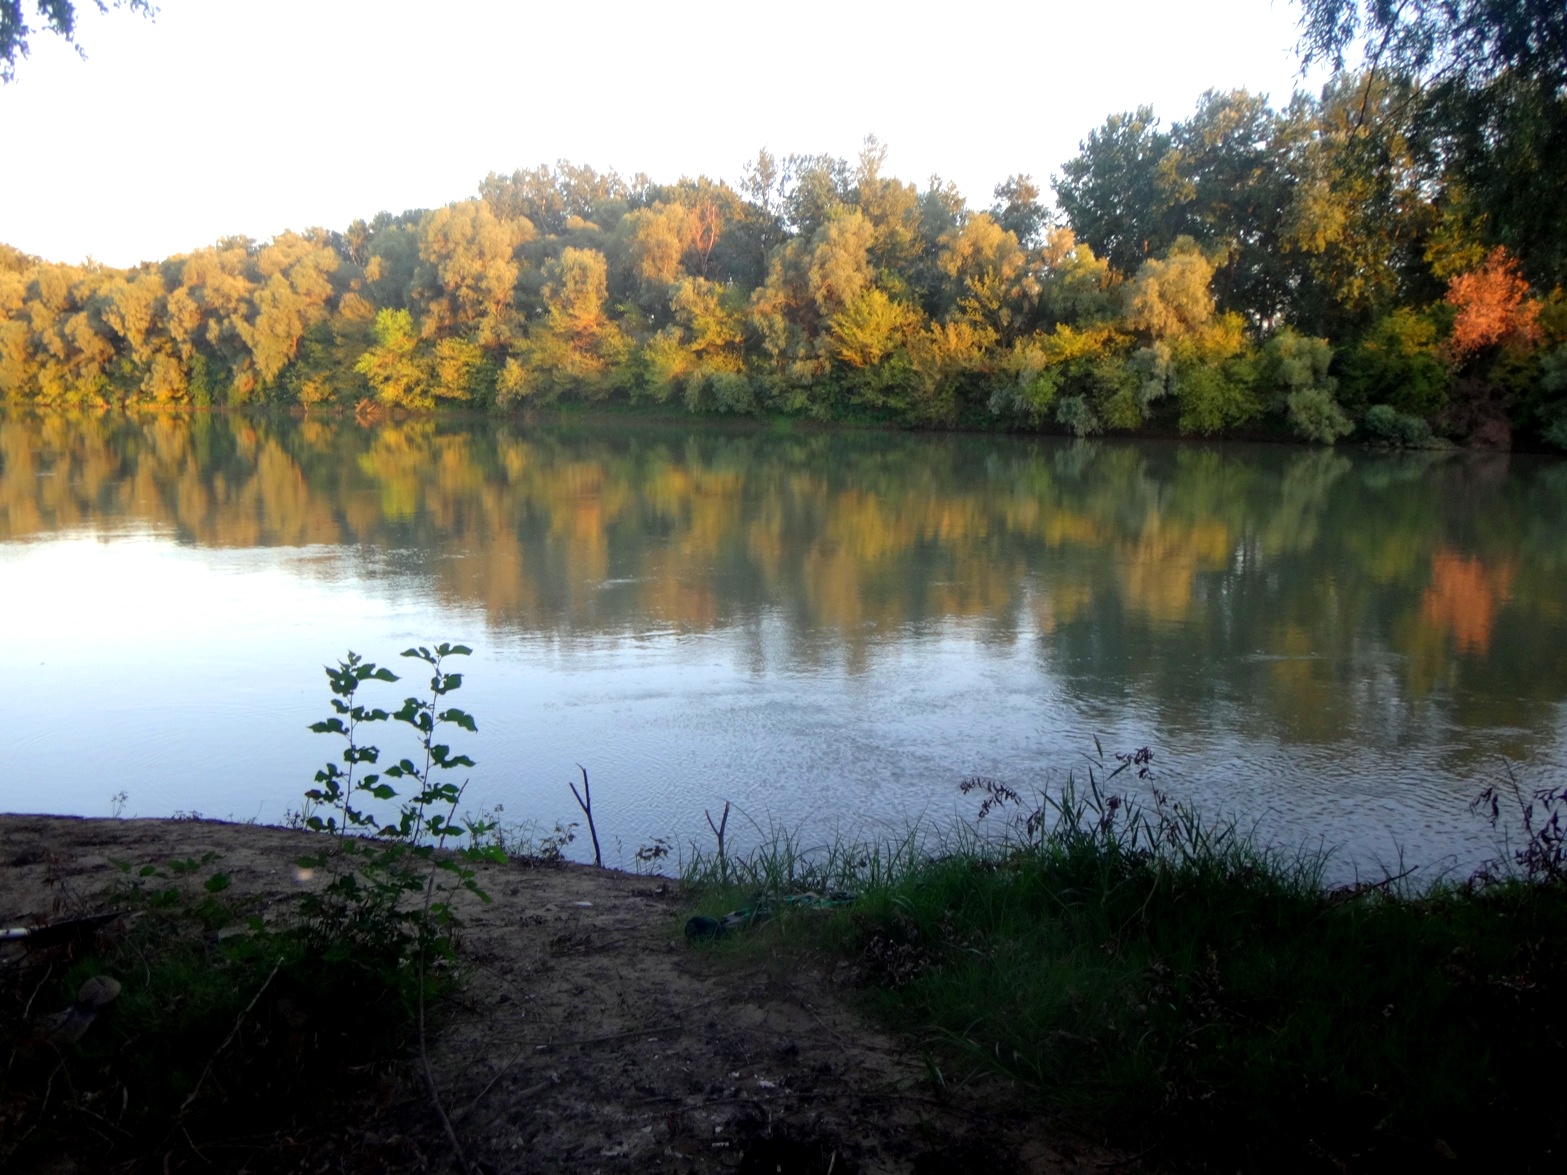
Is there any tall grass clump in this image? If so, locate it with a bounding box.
[692,747,1567,1170]
[681,816,931,896]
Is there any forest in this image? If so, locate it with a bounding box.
[2,2,1564,449]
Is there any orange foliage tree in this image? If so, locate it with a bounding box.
[1445,246,1542,359]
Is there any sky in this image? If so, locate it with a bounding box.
[0,0,1327,268]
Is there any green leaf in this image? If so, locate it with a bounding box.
[204,873,232,893]
[310,718,346,734]
[466,880,494,902]
[438,708,477,732]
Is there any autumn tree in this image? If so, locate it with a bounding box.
[505,247,630,403]
[414,199,533,345]
[1124,239,1259,434]
[1445,246,1541,359]
[935,214,1034,339]
[1035,228,1119,329]
[851,136,925,278]
[235,231,340,393]
[617,201,697,316]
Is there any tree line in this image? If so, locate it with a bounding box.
[2,10,1564,448]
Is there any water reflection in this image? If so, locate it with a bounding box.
[2,409,1564,871]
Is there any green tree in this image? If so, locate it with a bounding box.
[748,207,880,407]
[355,308,428,409]
[1055,107,1182,277]
[1294,1,1567,285]
[1166,90,1296,321]
[990,175,1049,248]
[1295,0,1565,92]
[1258,328,1353,443]
[1276,76,1440,336]
[638,276,749,408]
[1338,307,1453,416]
[1,0,154,83]
[989,323,1134,432]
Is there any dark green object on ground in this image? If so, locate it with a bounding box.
[685,891,856,941]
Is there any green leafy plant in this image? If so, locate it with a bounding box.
[2,644,507,1174]
[296,643,500,961]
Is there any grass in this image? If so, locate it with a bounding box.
[680,758,1567,1171]
[1,853,443,1172]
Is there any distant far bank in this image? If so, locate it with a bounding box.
[4,83,1566,453]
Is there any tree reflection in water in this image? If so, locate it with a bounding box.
[2,409,1563,865]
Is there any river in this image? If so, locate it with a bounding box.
[2,410,1563,880]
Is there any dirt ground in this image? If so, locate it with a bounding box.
[1,815,1139,1174]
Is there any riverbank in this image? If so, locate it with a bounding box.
[677,772,1567,1173]
[0,814,1119,1174]
[10,805,1565,1174]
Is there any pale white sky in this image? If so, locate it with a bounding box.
[1,0,1324,267]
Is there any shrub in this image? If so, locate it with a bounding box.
[1363,402,1438,447]
[1340,308,1453,416]
[1287,386,1354,443]
[1054,393,1101,437]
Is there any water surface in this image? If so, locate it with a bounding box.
[2,411,1563,879]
